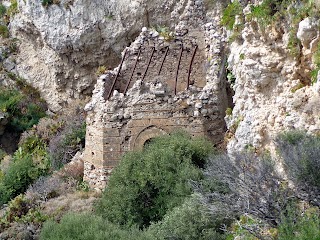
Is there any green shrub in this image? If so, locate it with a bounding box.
[153,25,174,41]
[247,0,291,27]
[0,87,46,133]
[96,132,213,228]
[279,206,320,240]
[0,194,46,230]
[221,1,243,30]
[0,24,9,38]
[40,213,149,240]
[248,1,274,26]
[11,103,46,132]
[0,136,50,205]
[0,155,34,204]
[0,194,30,230]
[42,0,53,7]
[0,148,6,162]
[0,4,6,18]
[49,122,86,169]
[7,0,18,16]
[277,130,306,145]
[0,88,22,112]
[276,131,320,188]
[146,195,226,240]
[312,42,320,84]
[247,0,310,26]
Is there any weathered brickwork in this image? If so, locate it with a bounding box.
[83,0,228,189]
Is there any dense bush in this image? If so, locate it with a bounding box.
[197,152,292,227]
[49,121,86,169]
[146,195,226,240]
[40,133,221,239]
[276,131,320,205]
[6,0,18,17]
[41,195,226,240]
[96,132,213,228]
[0,4,6,18]
[40,213,149,240]
[0,136,50,205]
[221,0,242,30]
[40,130,320,239]
[278,206,320,240]
[0,24,8,38]
[0,194,47,232]
[0,87,46,133]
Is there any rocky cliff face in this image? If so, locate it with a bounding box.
[6,0,320,154]
[226,4,320,153]
[9,0,189,111]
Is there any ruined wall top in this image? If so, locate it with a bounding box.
[83,0,228,189]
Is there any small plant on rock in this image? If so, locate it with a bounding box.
[221,1,243,30]
[96,65,107,76]
[311,42,320,84]
[225,107,233,116]
[0,4,6,18]
[41,0,53,7]
[0,25,9,38]
[6,0,18,17]
[154,25,174,41]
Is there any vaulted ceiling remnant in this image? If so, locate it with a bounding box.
[83,0,228,189]
[103,35,206,101]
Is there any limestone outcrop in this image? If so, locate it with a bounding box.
[226,7,320,153]
[9,0,189,111]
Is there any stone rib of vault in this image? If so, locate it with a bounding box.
[83,0,228,189]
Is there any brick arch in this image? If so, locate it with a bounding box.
[133,126,167,150]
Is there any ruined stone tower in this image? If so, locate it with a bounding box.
[83,0,228,189]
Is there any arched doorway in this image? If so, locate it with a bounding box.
[133,126,167,150]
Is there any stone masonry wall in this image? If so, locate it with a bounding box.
[83,0,227,190]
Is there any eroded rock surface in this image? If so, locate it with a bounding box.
[10,0,189,111]
[226,12,320,153]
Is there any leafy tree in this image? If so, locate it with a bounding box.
[96,132,213,228]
